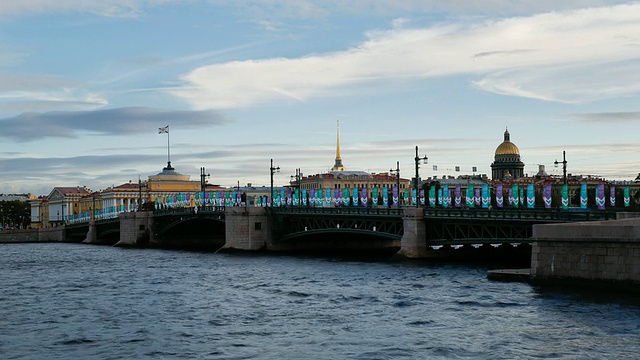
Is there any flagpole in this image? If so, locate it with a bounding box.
[167,129,171,166]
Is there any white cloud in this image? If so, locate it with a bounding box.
[172,3,640,109]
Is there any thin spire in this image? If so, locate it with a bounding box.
[336,120,341,160]
[331,120,346,171]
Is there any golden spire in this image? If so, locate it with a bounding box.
[331,120,346,171]
[336,120,342,160]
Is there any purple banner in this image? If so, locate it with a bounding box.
[610,186,616,207]
[543,184,552,209]
[496,184,504,208]
[361,187,368,207]
[475,188,481,206]
[455,184,461,207]
[334,188,341,207]
[596,183,605,210]
[392,185,399,207]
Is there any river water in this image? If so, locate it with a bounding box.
[1,243,639,359]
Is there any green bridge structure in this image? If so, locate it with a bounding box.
[63,206,620,259]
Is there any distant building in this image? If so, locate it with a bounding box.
[491,128,525,181]
[298,122,410,202]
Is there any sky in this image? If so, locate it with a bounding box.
[1,0,640,196]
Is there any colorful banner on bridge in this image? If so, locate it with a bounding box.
[561,184,569,209]
[361,187,368,207]
[624,186,630,207]
[325,188,331,207]
[610,186,615,207]
[392,186,398,207]
[383,186,389,207]
[543,184,552,209]
[403,189,409,205]
[420,189,425,206]
[596,183,605,210]
[496,184,504,208]
[353,187,359,207]
[429,186,436,208]
[481,184,490,208]
[466,184,474,207]
[411,189,417,206]
[373,187,379,206]
[580,183,588,209]
[511,184,519,208]
[527,183,535,208]
[455,184,461,207]
[443,184,450,208]
[334,188,340,207]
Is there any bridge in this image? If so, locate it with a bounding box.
[63,205,623,258]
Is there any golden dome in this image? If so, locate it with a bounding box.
[495,129,520,156]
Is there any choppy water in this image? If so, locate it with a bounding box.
[1,243,639,359]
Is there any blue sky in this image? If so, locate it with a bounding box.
[1,0,640,195]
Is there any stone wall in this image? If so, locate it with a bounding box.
[115,211,153,247]
[531,219,640,288]
[0,229,39,243]
[223,207,269,251]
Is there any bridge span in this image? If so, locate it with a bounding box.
[63,205,622,259]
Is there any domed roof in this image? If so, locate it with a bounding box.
[495,129,520,156]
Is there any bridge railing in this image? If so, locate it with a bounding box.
[422,207,618,222]
[269,207,403,217]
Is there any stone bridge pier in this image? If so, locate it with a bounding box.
[223,207,271,251]
[396,207,427,258]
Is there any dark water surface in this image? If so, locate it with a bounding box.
[1,243,639,359]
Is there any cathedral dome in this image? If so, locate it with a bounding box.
[494,129,520,156]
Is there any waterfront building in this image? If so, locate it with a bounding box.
[491,128,525,181]
[30,186,92,227]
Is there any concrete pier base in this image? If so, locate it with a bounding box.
[115,211,153,247]
[223,207,270,251]
[395,207,428,258]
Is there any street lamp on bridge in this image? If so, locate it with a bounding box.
[414,146,428,208]
[390,161,400,207]
[554,151,567,185]
[270,159,280,208]
[291,168,303,206]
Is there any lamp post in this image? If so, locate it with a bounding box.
[291,168,303,206]
[390,161,400,207]
[554,151,567,185]
[270,159,280,208]
[414,146,428,208]
[200,167,210,193]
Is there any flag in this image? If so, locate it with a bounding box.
[343,187,350,206]
[466,185,474,207]
[526,183,535,208]
[596,183,605,210]
[482,184,490,208]
[496,184,504,208]
[443,184,450,208]
[511,184,519,208]
[429,186,436,208]
[624,186,630,207]
[158,125,169,134]
[561,184,569,209]
[455,184,461,207]
[372,187,379,206]
[383,186,389,207]
[580,183,588,209]
[610,186,616,207]
[353,187,359,207]
[543,184,552,209]
[392,185,398,207]
[361,187,368,207]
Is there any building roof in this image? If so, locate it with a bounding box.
[495,129,520,156]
